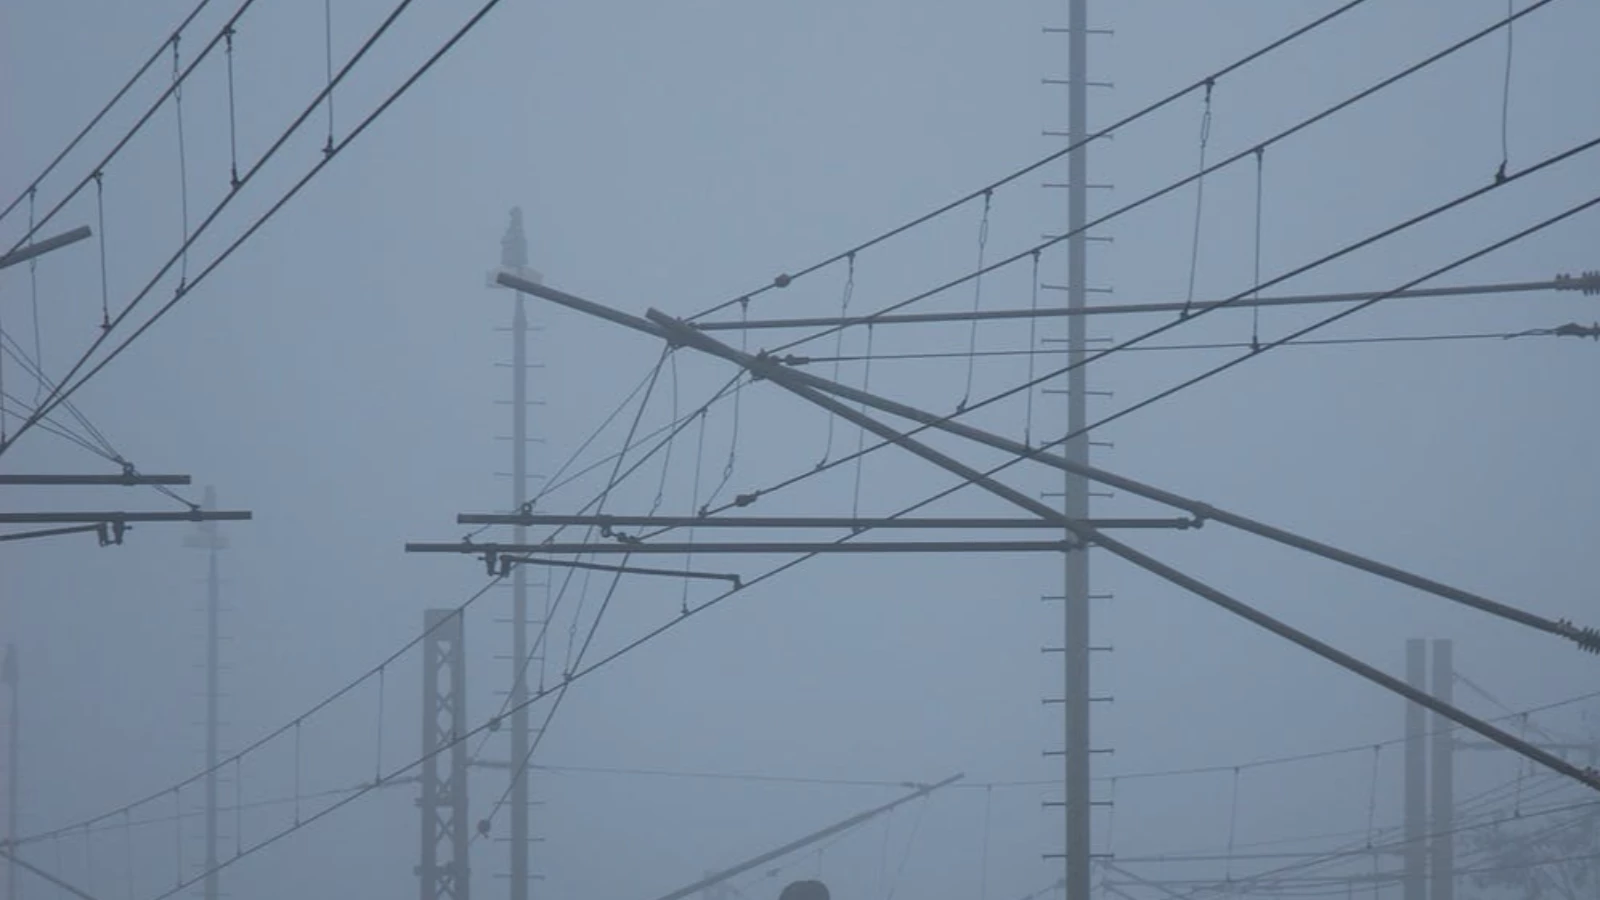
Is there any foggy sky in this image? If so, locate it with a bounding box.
[3,2,1599,900]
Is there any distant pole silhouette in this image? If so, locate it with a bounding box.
[4,643,17,900]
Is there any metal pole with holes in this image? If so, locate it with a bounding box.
[183,486,228,900]
[1062,0,1094,895]
[491,208,542,900]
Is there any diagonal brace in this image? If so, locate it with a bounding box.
[500,270,1599,656]
[646,306,1600,793]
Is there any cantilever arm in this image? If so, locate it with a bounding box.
[499,269,1600,655]
[646,305,1600,793]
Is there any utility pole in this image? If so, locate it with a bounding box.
[4,644,17,900]
[183,486,228,900]
[1429,639,1454,900]
[490,208,543,900]
[1404,639,1427,900]
[419,608,469,900]
[1061,0,1094,896]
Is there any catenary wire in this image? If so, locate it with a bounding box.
[0,0,428,458]
[685,0,1376,323]
[762,0,1559,359]
[693,129,1596,532]
[5,0,261,260]
[0,0,217,228]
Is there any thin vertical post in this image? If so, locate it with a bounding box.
[4,643,18,900]
[1063,0,1093,897]
[1430,639,1454,900]
[500,207,534,900]
[183,486,226,900]
[420,609,469,900]
[1404,639,1427,900]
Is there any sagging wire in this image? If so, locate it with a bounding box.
[233,758,242,857]
[1364,746,1381,850]
[94,172,110,329]
[374,665,386,783]
[323,0,336,154]
[172,788,182,888]
[652,350,680,516]
[224,26,240,188]
[1497,0,1515,182]
[82,824,94,897]
[1180,80,1214,319]
[562,346,670,673]
[850,324,875,521]
[1225,766,1242,883]
[28,189,44,403]
[817,255,855,469]
[705,299,750,509]
[883,795,931,900]
[0,292,7,442]
[1024,250,1041,446]
[978,785,992,900]
[1251,147,1265,351]
[171,35,191,289]
[122,810,135,900]
[682,0,1376,325]
[293,719,303,826]
[685,407,708,614]
[959,191,992,411]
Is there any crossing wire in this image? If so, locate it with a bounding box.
[700,128,1596,527]
[0,0,424,457]
[5,0,262,260]
[9,1,1583,884]
[0,0,537,454]
[1180,81,1215,319]
[790,328,1580,366]
[5,576,505,849]
[685,0,1378,323]
[0,0,216,228]
[763,0,1561,359]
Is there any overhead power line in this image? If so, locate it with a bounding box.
[499,158,1600,656]
[686,0,1379,322]
[5,0,261,260]
[764,0,1562,359]
[0,0,217,229]
[696,274,1600,332]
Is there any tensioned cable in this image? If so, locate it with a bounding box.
[0,0,427,457]
[1114,773,1594,896]
[18,5,1574,879]
[959,191,992,409]
[28,191,45,403]
[792,328,1568,365]
[464,351,689,795]
[762,0,1559,360]
[8,576,504,847]
[5,0,261,260]
[472,352,681,843]
[818,255,855,468]
[1181,82,1215,319]
[1053,186,1600,462]
[170,36,192,287]
[2,332,117,458]
[693,129,1594,530]
[0,0,216,228]
[1251,148,1265,349]
[0,335,198,509]
[851,324,875,519]
[0,391,114,461]
[684,0,1376,323]
[1498,0,1516,181]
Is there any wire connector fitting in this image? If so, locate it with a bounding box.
[1560,620,1600,654]
[1554,271,1600,296]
